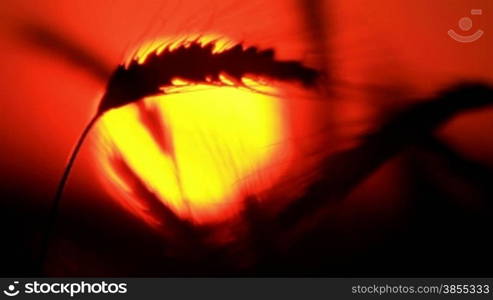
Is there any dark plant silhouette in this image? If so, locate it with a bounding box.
[23,23,320,274]
[19,20,493,276]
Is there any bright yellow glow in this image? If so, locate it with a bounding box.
[95,82,291,225]
[129,34,236,66]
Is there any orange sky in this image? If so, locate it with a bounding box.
[0,0,491,224]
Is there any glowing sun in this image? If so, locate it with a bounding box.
[95,78,291,226]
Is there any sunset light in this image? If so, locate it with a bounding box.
[95,75,291,226]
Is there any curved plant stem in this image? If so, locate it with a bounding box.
[38,112,101,275]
